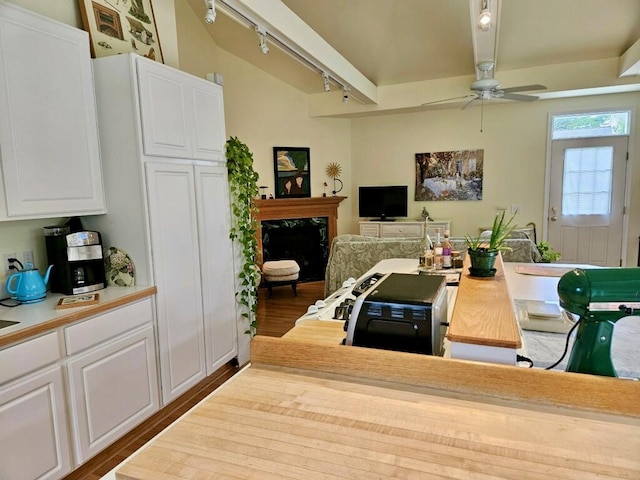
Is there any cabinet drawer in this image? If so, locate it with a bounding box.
[380,223,422,238]
[65,298,153,355]
[0,332,61,385]
[359,223,380,236]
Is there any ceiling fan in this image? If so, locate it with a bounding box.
[422,61,546,110]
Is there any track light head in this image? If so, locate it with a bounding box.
[322,72,330,92]
[204,0,216,24]
[204,7,216,24]
[478,0,491,30]
[342,86,350,104]
[255,25,269,55]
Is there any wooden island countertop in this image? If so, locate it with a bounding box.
[447,254,521,349]
[115,335,640,480]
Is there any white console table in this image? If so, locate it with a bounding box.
[359,219,451,238]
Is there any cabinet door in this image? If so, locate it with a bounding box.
[0,366,72,480]
[66,325,159,463]
[136,57,192,159]
[190,80,226,161]
[136,57,225,161]
[0,3,105,219]
[195,165,238,374]
[146,162,206,403]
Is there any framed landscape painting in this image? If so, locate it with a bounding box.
[273,147,311,199]
[79,0,163,63]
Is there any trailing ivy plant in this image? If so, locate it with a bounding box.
[226,136,261,335]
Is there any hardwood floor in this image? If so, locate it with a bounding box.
[64,280,324,479]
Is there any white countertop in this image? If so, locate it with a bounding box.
[0,285,156,347]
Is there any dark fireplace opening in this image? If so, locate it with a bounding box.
[261,217,329,282]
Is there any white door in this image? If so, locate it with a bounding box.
[194,164,238,374]
[548,136,627,266]
[0,366,72,480]
[146,162,206,403]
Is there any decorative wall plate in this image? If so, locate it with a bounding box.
[104,246,135,287]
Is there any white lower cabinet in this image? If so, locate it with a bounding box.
[66,325,158,464]
[64,298,159,465]
[0,335,72,480]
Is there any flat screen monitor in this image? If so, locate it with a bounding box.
[358,185,408,221]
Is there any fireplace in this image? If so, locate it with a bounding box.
[254,196,346,283]
[262,218,328,281]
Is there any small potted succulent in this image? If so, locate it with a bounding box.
[464,210,517,277]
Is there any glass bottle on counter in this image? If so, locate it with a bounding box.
[420,219,434,270]
[433,227,443,270]
[442,229,452,269]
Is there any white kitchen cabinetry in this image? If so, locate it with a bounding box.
[86,54,240,405]
[64,298,159,464]
[0,2,105,220]
[0,333,73,480]
[137,56,225,160]
[359,220,451,239]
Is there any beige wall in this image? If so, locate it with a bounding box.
[351,93,640,264]
[174,0,353,231]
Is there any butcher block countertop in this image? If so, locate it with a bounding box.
[116,336,640,480]
[0,286,157,348]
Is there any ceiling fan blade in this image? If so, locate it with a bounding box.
[461,96,478,110]
[421,94,475,106]
[501,92,539,102]
[501,84,547,94]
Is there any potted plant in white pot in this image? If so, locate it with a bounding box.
[464,210,517,277]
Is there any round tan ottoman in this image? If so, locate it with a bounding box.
[262,260,300,297]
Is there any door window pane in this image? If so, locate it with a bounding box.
[562,147,613,215]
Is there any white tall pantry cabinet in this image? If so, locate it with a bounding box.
[85,54,241,404]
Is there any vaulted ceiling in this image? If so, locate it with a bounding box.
[185,0,640,116]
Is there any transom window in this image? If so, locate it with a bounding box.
[552,111,629,139]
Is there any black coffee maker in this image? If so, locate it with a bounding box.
[44,222,106,295]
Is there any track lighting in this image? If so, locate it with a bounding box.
[478,0,491,30]
[342,86,350,104]
[204,0,216,24]
[256,25,269,55]
[322,72,330,92]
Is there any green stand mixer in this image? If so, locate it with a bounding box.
[557,267,640,377]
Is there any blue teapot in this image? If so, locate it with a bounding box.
[6,263,53,303]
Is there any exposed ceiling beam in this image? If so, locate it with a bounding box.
[619,38,640,77]
[469,0,501,77]
[216,0,378,104]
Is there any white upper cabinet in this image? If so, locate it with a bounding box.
[136,56,225,161]
[0,2,105,220]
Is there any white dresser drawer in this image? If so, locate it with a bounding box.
[0,332,61,385]
[65,298,153,355]
[359,223,380,236]
[380,223,423,238]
